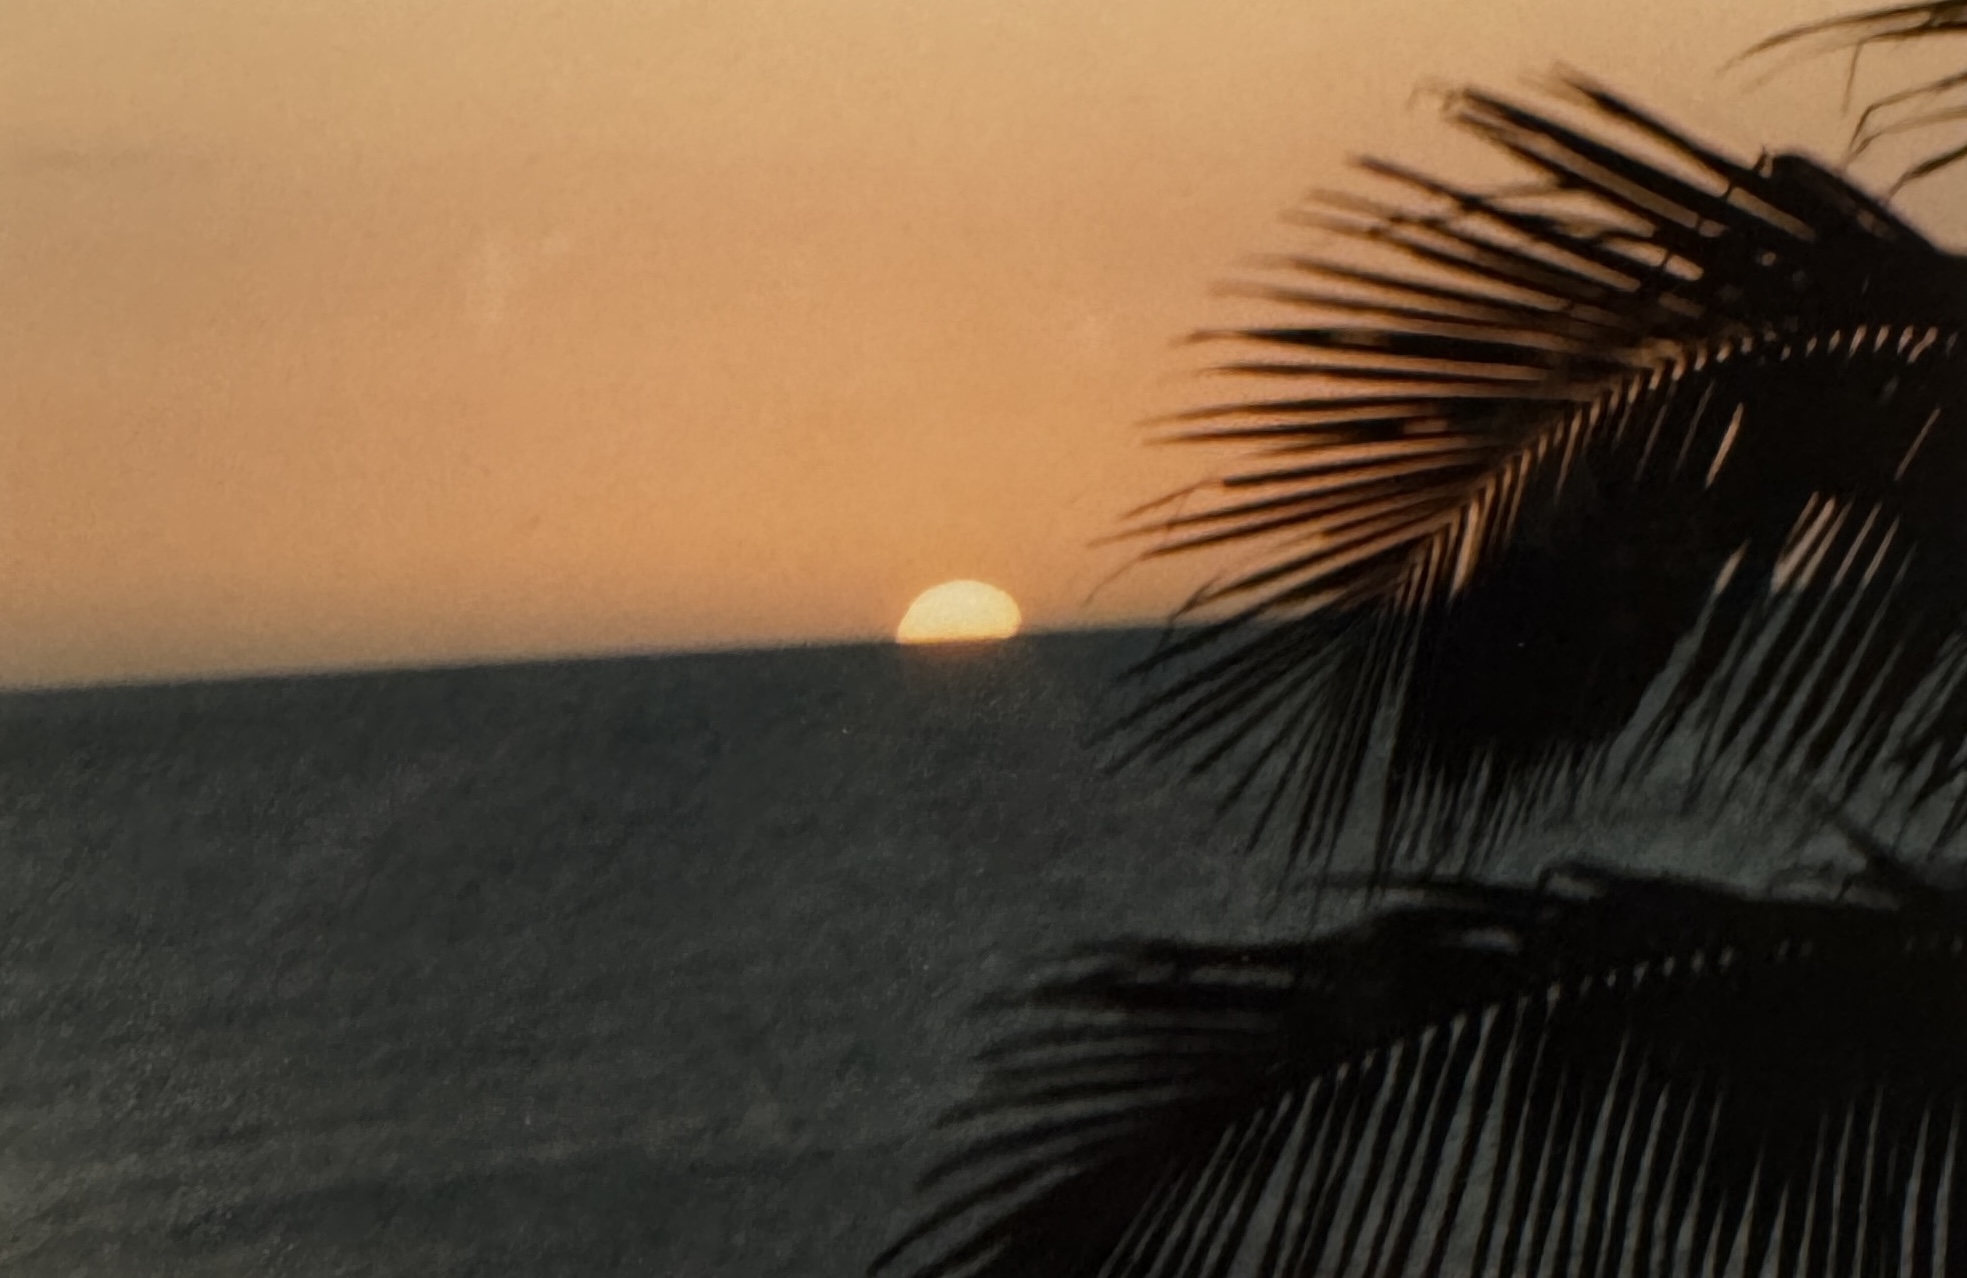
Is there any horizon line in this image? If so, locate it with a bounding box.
[0,619,1185,699]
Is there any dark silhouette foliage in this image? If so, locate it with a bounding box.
[1115,76,1967,881]
[880,18,1967,1278]
[875,858,1967,1278]
[1753,3,1967,187]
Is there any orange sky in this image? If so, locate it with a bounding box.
[2,0,1962,687]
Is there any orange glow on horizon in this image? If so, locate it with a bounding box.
[0,0,1924,687]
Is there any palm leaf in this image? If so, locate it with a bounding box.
[874,859,1967,1278]
[1117,75,1967,879]
[1751,3,1967,187]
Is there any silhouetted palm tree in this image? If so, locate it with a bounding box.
[876,19,1967,1278]
[1114,75,1967,882]
[1755,2,1967,188]
[875,857,1967,1278]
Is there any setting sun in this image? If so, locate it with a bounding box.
[895,581,1022,645]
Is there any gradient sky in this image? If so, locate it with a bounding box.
[3,0,1962,687]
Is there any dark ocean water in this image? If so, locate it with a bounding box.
[0,631,1260,1275]
[0,629,1788,1275]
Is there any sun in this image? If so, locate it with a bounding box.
[896,580,1022,645]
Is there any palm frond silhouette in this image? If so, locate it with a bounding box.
[1115,75,1967,881]
[874,858,1967,1278]
[1752,3,1967,187]
[878,17,1967,1277]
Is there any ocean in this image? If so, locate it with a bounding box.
[0,629,1791,1275]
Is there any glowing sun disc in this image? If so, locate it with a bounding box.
[896,580,1022,644]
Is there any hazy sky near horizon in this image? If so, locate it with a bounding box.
[3,0,1963,687]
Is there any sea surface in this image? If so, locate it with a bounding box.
[0,629,1790,1275]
